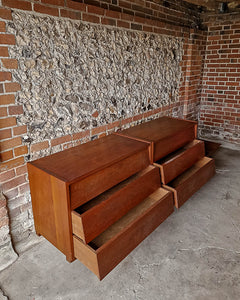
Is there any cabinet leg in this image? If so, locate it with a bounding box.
[35,230,41,236]
[66,254,76,263]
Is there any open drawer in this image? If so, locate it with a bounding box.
[73,188,173,280]
[163,156,215,209]
[71,165,161,244]
[154,140,205,184]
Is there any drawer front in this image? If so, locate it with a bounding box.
[70,149,150,210]
[73,188,174,280]
[154,126,196,162]
[163,156,215,208]
[154,140,205,184]
[72,165,161,244]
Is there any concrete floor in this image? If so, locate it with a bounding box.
[0,146,240,300]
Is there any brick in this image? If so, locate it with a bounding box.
[5,82,21,93]
[91,125,106,135]
[0,107,7,117]
[143,25,153,32]
[0,117,16,129]
[8,105,23,115]
[117,20,130,28]
[34,4,59,17]
[3,187,18,200]
[0,71,11,81]
[101,17,116,26]
[0,157,24,172]
[0,21,6,32]
[121,12,134,21]
[60,9,81,20]
[30,140,49,152]
[15,164,27,176]
[106,10,121,19]
[66,0,86,11]
[13,125,27,136]
[0,8,12,20]
[133,113,144,122]
[14,145,28,157]
[41,0,64,6]
[19,182,30,194]
[1,175,26,192]
[121,117,133,126]
[119,0,131,9]
[51,135,71,147]
[0,169,15,182]
[0,83,3,93]
[0,137,22,151]
[88,5,105,15]
[0,94,15,105]
[1,150,13,161]
[2,0,32,10]
[72,130,90,140]
[82,14,100,23]
[0,47,9,57]
[0,128,11,139]
[107,120,121,130]
[1,58,18,69]
[92,111,99,118]
[131,23,142,31]
[0,34,15,45]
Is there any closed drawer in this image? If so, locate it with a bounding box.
[70,148,150,210]
[153,126,196,162]
[73,188,173,280]
[71,165,161,244]
[154,140,205,184]
[163,156,215,209]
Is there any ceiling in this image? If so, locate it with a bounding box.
[183,0,240,11]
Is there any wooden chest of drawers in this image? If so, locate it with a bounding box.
[28,117,215,279]
[28,133,173,279]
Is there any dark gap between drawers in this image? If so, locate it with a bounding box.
[74,172,140,214]
[155,140,199,165]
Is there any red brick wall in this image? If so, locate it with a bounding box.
[199,13,240,144]
[0,0,205,257]
[180,29,207,120]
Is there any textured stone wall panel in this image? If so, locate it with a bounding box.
[7,12,183,143]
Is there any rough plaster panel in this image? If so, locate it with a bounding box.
[7,12,183,143]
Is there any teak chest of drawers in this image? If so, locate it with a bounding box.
[28,133,173,279]
[28,116,215,280]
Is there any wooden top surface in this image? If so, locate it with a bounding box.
[28,134,149,183]
[117,116,196,143]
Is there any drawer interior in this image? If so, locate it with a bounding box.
[81,188,169,251]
